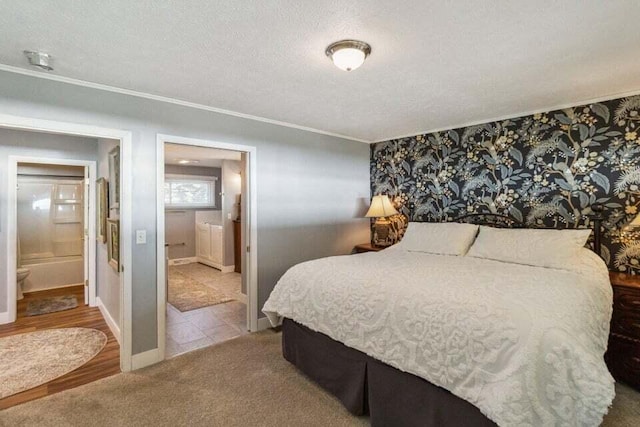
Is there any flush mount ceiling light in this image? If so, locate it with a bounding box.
[178,159,200,165]
[23,50,53,71]
[325,40,371,72]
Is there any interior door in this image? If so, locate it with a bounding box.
[83,167,90,305]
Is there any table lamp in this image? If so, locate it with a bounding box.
[365,195,399,247]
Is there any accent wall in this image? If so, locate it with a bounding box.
[371,95,640,274]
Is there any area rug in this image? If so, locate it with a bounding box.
[0,331,637,426]
[26,295,78,316]
[0,327,107,398]
[168,269,234,312]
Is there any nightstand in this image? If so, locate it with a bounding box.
[606,272,640,390]
[354,243,386,253]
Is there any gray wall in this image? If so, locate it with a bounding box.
[0,128,98,303]
[0,71,370,355]
[97,138,121,328]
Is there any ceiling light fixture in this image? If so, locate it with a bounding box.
[23,50,54,71]
[177,159,200,165]
[325,40,371,72]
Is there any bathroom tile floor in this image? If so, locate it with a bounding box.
[0,285,120,410]
[165,263,248,358]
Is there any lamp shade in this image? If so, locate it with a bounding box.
[365,195,399,218]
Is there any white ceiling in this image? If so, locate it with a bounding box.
[1,1,639,142]
[164,143,241,168]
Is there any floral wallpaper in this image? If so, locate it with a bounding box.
[371,95,640,273]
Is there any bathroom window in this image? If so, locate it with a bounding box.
[164,175,216,208]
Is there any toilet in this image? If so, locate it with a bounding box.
[16,237,30,300]
[16,267,30,300]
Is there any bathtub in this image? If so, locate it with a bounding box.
[21,255,84,293]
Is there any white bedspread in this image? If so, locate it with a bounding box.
[262,248,615,426]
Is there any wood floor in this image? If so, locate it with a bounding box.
[0,286,120,410]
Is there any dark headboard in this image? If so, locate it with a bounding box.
[452,203,606,257]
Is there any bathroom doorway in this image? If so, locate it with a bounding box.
[162,142,248,357]
[0,126,125,408]
[0,114,134,375]
[14,159,96,308]
[157,134,258,361]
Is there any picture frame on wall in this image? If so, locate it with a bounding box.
[107,219,120,272]
[108,146,120,210]
[96,177,108,243]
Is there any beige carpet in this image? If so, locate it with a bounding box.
[0,328,107,398]
[168,269,234,312]
[1,331,638,427]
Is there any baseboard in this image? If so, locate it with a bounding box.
[131,348,163,370]
[168,257,197,266]
[257,316,273,331]
[197,257,224,271]
[0,311,12,325]
[96,296,121,345]
[195,259,236,273]
[220,265,235,273]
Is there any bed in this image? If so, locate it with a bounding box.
[263,211,615,426]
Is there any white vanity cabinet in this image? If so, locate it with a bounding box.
[196,222,223,269]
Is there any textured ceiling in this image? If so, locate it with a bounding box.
[1,1,640,142]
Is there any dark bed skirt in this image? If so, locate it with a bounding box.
[282,318,496,427]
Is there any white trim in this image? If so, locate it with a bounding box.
[196,257,228,272]
[131,348,162,370]
[167,257,197,266]
[96,296,121,344]
[257,316,272,331]
[0,64,368,144]
[220,265,235,273]
[0,311,10,324]
[6,156,96,323]
[234,292,247,305]
[0,113,134,373]
[157,134,259,363]
[374,88,640,143]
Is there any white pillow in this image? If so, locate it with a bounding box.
[396,222,479,256]
[466,226,592,270]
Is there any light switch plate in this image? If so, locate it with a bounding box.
[227,213,232,219]
[136,230,147,245]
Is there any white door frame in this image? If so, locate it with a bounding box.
[156,134,258,360]
[8,156,97,306]
[0,113,135,372]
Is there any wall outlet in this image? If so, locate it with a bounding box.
[136,229,147,245]
[227,213,232,220]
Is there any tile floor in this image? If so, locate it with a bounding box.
[166,263,248,358]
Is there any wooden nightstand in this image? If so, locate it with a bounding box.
[354,243,386,253]
[606,272,640,390]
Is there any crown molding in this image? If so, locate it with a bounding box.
[0,64,371,144]
[374,87,640,143]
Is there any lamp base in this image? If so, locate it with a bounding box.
[372,218,393,247]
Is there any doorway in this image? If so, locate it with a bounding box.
[15,160,95,307]
[0,113,134,373]
[0,128,123,408]
[156,134,258,360]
